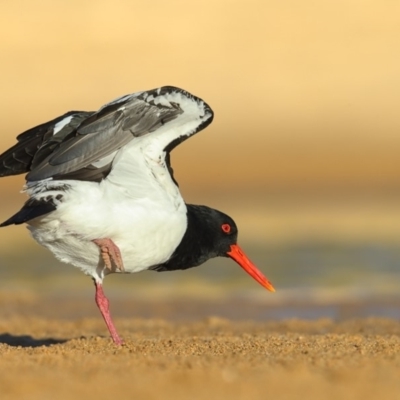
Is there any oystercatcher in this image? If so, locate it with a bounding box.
[0,86,274,344]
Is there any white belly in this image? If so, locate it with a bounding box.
[27,178,187,282]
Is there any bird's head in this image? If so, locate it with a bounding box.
[154,205,275,293]
[207,209,275,292]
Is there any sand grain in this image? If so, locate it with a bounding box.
[0,314,399,400]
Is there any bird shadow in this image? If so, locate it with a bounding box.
[0,333,67,348]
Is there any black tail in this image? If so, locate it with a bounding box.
[0,198,57,226]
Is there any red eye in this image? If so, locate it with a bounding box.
[221,224,231,233]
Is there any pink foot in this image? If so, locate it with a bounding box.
[94,280,123,345]
[93,238,124,272]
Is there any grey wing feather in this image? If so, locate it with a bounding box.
[0,111,91,177]
[31,112,93,169]
[27,96,183,182]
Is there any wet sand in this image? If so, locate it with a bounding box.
[0,295,399,400]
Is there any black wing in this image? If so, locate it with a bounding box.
[1,86,213,184]
[26,89,187,182]
[0,111,92,177]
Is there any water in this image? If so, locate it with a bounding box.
[1,239,399,297]
[1,239,400,321]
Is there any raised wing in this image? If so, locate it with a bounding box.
[1,86,214,184]
[0,111,92,177]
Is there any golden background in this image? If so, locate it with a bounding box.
[0,0,400,297]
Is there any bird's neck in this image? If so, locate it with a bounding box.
[151,204,218,272]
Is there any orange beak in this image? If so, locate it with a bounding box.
[227,244,275,292]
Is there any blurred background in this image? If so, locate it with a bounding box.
[0,0,400,319]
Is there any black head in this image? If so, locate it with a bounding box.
[185,205,239,260]
[153,204,274,292]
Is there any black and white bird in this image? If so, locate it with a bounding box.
[0,86,274,344]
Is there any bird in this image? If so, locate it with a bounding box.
[0,86,275,344]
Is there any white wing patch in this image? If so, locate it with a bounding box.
[145,89,213,150]
[53,115,74,135]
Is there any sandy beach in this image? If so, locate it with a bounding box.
[0,294,399,400]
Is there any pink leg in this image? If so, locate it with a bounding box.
[93,238,124,272]
[94,280,123,345]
